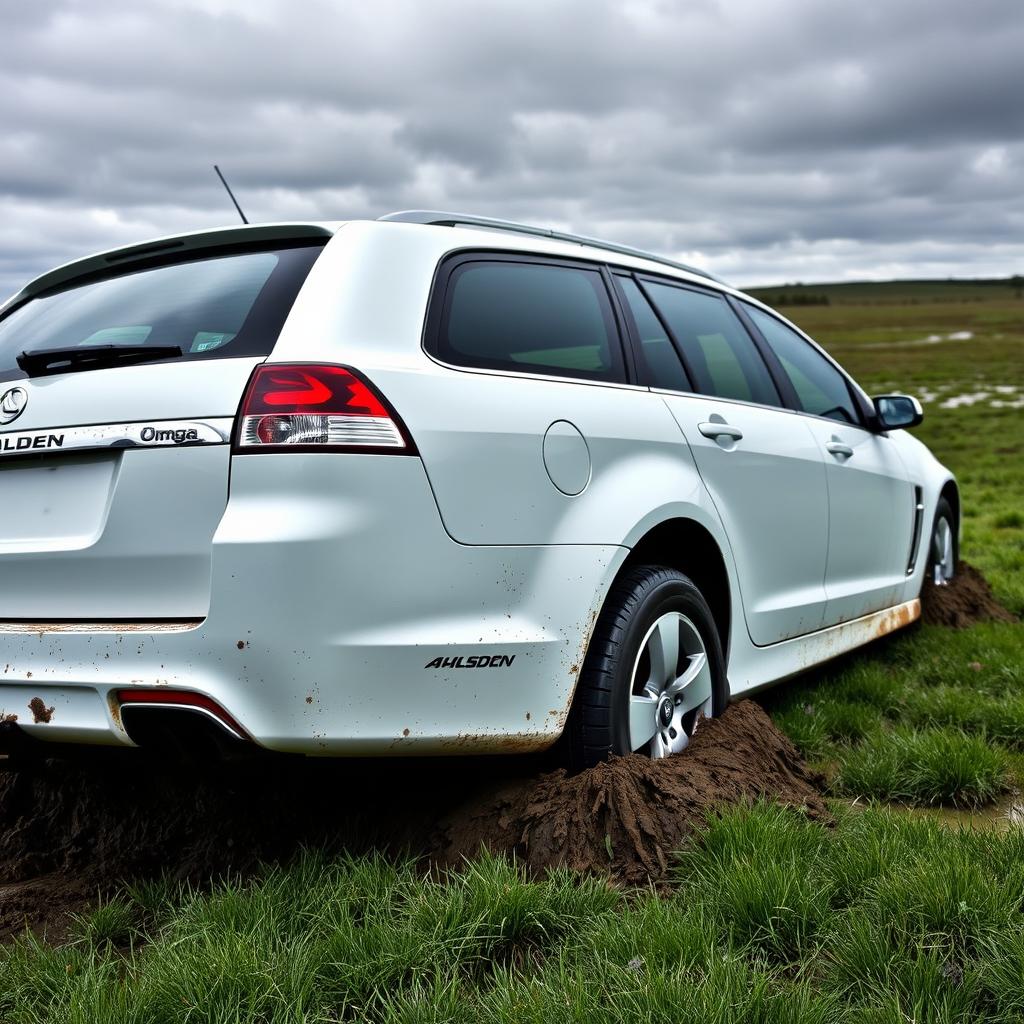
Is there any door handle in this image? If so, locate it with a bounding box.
[698,421,743,441]
[825,440,854,459]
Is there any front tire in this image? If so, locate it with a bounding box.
[927,496,957,587]
[566,566,728,771]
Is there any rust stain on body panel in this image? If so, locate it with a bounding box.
[874,599,920,638]
[0,621,202,635]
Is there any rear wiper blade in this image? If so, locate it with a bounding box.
[16,344,183,377]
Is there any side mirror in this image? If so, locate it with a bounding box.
[873,394,923,431]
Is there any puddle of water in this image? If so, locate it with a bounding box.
[842,793,1023,832]
[901,794,1023,832]
[875,382,1019,411]
[940,391,992,409]
[859,330,975,350]
[938,390,1024,410]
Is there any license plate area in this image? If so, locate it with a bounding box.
[0,451,118,552]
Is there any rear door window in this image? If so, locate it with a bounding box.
[641,280,781,406]
[0,243,323,378]
[435,259,626,382]
[744,305,861,425]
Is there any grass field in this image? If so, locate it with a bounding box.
[2,282,1022,1022]
[759,282,1024,819]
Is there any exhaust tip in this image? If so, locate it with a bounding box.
[115,689,249,741]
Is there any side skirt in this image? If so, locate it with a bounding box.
[728,598,920,697]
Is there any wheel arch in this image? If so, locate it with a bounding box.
[560,518,735,768]
[617,517,733,664]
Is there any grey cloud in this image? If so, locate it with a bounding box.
[1,0,1023,299]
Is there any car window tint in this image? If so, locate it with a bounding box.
[744,306,859,424]
[439,261,625,382]
[0,246,324,374]
[616,276,689,391]
[642,281,780,406]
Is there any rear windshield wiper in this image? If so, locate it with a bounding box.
[16,344,183,377]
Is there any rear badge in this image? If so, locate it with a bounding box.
[0,387,28,424]
[0,432,63,453]
[0,418,232,459]
[139,426,200,444]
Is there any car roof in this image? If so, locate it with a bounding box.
[4,212,741,314]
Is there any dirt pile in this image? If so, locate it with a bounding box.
[920,560,1017,628]
[437,701,829,886]
[0,700,825,937]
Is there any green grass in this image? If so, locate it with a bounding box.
[764,621,1024,806]
[2,283,1022,1020]
[759,287,1023,809]
[67,897,140,949]
[833,730,1011,808]
[784,292,1024,616]
[7,806,1024,1022]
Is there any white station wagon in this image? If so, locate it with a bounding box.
[0,212,958,769]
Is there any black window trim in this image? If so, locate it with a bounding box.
[736,299,876,431]
[599,265,640,384]
[726,296,800,409]
[631,271,786,411]
[422,249,636,387]
[422,247,878,428]
[610,271,695,393]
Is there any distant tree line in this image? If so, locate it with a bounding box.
[747,275,1024,305]
[768,293,831,307]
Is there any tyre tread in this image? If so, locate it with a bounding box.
[566,565,724,771]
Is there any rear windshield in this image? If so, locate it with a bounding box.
[0,243,323,381]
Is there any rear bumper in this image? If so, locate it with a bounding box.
[0,455,620,755]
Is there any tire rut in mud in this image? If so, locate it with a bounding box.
[0,700,825,939]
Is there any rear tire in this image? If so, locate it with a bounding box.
[566,565,728,772]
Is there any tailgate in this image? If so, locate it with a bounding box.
[0,241,324,620]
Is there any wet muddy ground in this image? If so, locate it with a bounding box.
[0,562,1016,941]
[919,560,1017,628]
[0,702,824,940]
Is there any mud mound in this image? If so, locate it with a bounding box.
[0,700,826,938]
[920,560,1017,628]
[437,701,829,886]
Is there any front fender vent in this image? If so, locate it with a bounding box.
[906,485,925,576]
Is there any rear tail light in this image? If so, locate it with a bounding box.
[234,364,414,453]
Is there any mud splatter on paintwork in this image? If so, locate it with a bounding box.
[28,698,54,724]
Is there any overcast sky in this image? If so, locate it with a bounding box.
[1,0,1022,298]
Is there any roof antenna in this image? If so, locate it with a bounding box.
[213,165,249,224]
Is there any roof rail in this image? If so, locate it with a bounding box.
[377,210,720,283]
